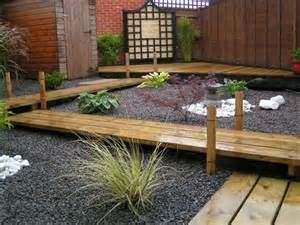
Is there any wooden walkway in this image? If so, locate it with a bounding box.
[10,110,300,172]
[98,62,294,78]
[189,173,300,225]
[5,78,143,109]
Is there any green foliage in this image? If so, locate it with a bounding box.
[222,79,247,97]
[97,33,123,66]
[0,22,28,78]
[45,71,65,90]
[0,100,13,129]
[79,90,119,114]
[74,137,164,219]
[177,17,201,62]
[138,72,170,89]
[293,48,300,60]
[0,78,5,99]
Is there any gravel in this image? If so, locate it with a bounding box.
[1,77,298,224]
[0,128,232,225]
[53,84,300,135]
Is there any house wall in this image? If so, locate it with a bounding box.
[96,0,145,34]
[197,0,298,69]
[2,0,59,76]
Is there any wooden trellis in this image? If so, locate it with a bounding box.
[123,0,176,61]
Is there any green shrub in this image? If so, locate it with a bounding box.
[79,90,119,114]
[97,33,123,66]
[293,48,300,60]
[222,79,247,97]
[0,100,13,129]
[177,17,201,62]
[74,137,164,219]
[45,71,65,90]
[138,72,170,89]
[0,22,28,78]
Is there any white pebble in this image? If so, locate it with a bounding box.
[270,95,285,105]
[0,155,30,180]
[259,100,280,110]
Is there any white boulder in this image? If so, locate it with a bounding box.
[270,95,285,105]
[0,155,30,180]
[259,100,280,110]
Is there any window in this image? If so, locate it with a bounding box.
[153,0,210,9]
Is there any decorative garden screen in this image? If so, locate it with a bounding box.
[124,0,176,61]
[153,0,210,9]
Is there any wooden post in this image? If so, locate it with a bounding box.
[5,72,13,98]
[206,104,217,175]
[125,52,130,78]
[38,71,47,110]
[288,165,296,177]
[153,52,158,72]
[234,91,244,130]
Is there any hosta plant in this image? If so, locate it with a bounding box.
[138,72,170,89]
[0,100,13,129]
[73,137,164,220]
[79,90,119,114]
[45,71,65,90]
[222,79,247,97]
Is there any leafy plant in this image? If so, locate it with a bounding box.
[177,17,201,62]
[97,33,123,66]
[222,79,247,97]
[45,71,65,90]
[0,22,28,79]
[292,48,300,60]
[74,137,164,219]
[0,100,13,129]
[79,90,119,114]
[138,72,170,89]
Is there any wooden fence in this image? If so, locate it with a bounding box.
[197,0,300,69]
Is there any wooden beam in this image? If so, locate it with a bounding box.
[206,104,217,175]
[38,71,47,110]
[125,52,130,78]
[234,91,244,130]
[5,72,13,98]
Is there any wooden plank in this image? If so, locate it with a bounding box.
[9,111,300,167]
[232,177,288,225]
[189,173,258,225]
[4,78,143,109]
[275,182,300,225]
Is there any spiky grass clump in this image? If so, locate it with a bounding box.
[75,137,164,219]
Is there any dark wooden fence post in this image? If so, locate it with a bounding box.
[38,71,47,110]
[5,72,13,98]
[206,104,217,175]
[234,91,244,130]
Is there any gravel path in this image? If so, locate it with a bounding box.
[53,84,300,135]
[0,128,232,225]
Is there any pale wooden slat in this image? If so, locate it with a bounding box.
[232,177,288,225]
[189,173,258,225]
[4,78,143,109]
[98,62,294,77]
[10,111,300,166]
[275,182,300,225]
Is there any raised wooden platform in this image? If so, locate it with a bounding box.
[10,110,300,172]
[98,62,294,78]
[189,173,300,225]
[5,78,143,109]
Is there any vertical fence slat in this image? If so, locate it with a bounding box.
[234,91,244,130]
[206,104,217,175]
[153,52,158,72]
[125,53,130,78]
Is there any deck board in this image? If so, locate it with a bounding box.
[98,62,294,77]
[10,110,300,166]
[275,182,300,225]
[189,173,258,225]
[232,177,288,225]
[4,78,143,109]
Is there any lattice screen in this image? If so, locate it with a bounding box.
[124,0,176,61]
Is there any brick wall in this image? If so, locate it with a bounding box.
[96,0,145,34]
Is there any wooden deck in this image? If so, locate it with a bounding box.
[5,78,143,109]
[10,110,300,171]
[98,62,294,77]
[189,173,300,225]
